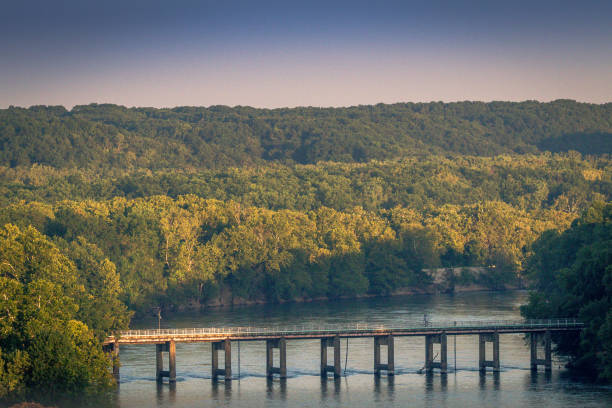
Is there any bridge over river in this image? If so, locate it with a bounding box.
[103,319,583,383]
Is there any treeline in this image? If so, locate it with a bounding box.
[0,196,574,313]
[521,202,612,382]
[1,153,609,212]
[1,101,611,169]
[0,224,130,397]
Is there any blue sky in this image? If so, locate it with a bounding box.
[1,0,611,108]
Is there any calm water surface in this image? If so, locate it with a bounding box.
[31,291,612,407]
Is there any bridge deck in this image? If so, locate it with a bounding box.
[105,319,583,345]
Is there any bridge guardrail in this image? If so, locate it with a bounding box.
[111,319,584,339]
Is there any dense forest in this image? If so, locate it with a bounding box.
[521,202,612,382]
[0,154,609,212]
[1,101,611,169]
[1,152,609,311]
[0,100,611,394]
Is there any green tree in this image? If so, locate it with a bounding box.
[0,224,122,396]
[521,201,612,381]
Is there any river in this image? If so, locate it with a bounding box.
[32,291,612,407]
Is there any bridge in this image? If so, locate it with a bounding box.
[103,319,583,383]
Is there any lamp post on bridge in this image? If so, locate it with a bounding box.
[153,307,162,330]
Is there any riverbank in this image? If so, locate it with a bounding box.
[167,266,521,312]
[198,283,518,309]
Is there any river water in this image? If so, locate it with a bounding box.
[33,291,612,407]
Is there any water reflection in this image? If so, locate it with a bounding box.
[424,372,448,393]
[373,374,395,402]
[529,369,552,387]
[211,378,232,400]
[320,376,342,403]
[479,371,500,390]
[423,372,448,408]
[155,381,176,404]
[266,377,287,400]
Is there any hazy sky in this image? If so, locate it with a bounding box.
[1,0,611,108]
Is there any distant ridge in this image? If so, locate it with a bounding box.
[1,100,610,169]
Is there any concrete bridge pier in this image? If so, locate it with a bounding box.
[266,338,287,378]
[103,342,120,380]
[530,330,552,372]
[479,332,500,372]
[425,332,448,373]
[374,335,395,376]
[212,339,232,380]
[156,341,176,383]
[320,336,341,378]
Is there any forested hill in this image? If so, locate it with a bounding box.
[1,100,611,169]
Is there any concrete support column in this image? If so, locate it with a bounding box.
[440,333,448,374]
[211,341,218,378]
[545,330,552,372]
[225,339,232,380]
[492,332,500,372]
[155,341,175,382]
[280,338,287,378]
[103,342,120,380]
[168,341,176,383]
[320,338,327,376]
[266,340,273,377]
[212,339,232,380]
[531,331,552,372]
[530,333,537,371]
[425,333,447,374]
[479,334,486,372]
[374,335,395,376]
[320,336,341,378]
[479,332,500,372]
[374,337,380,374]
[156,343,165,382]
[112,342,120,380]
[374,336,395,375]
[266,338,287,378]
[334,336,341,377]
[426,335,434,372]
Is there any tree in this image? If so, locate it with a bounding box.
[521,201,612,381]
[0,224,122,396]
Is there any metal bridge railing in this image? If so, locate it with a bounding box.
[113,318,583,339]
